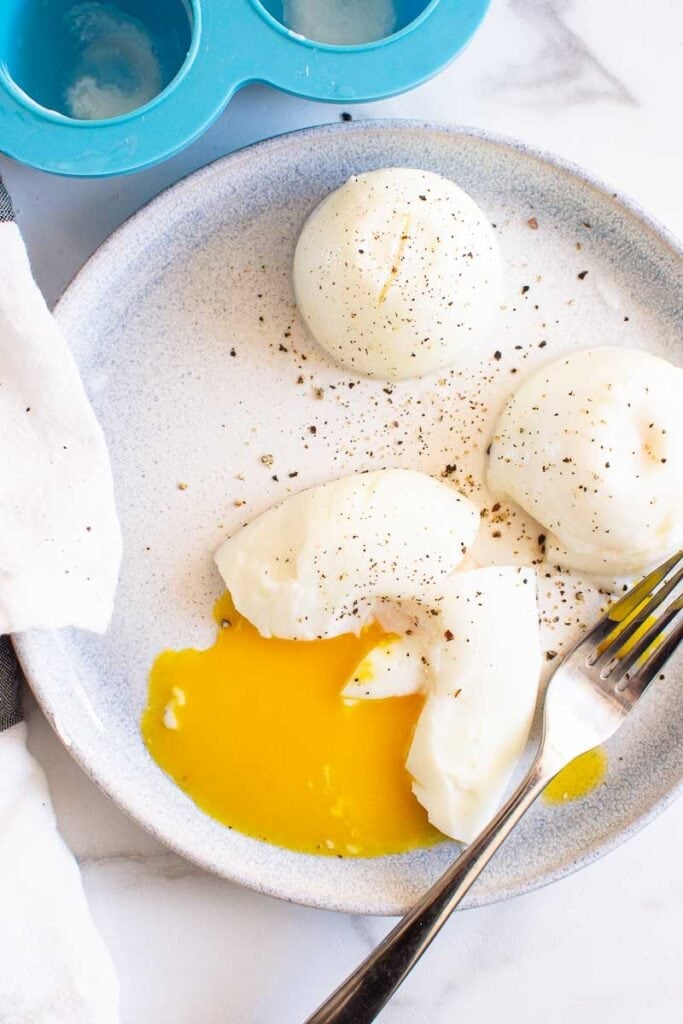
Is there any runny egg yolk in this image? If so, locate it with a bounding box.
[141,594,440,857]
[543,748,607,805]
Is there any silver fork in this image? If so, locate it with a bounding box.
[305,551,683,1024]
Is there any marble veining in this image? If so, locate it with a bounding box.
[79,851,206,884]
[494,1,636,107]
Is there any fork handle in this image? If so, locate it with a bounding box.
[304,762,551,1024]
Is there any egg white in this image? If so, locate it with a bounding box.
[406,567,541,843]
[341,633,426,702]
[488,347,683,576]
[293,168,502,380]
[341,567,542,843]
[215,468,480,640]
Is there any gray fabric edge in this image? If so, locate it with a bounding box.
[0,638,22,731]
[0,176,14,222]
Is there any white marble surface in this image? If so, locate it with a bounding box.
[3,1,683,1020]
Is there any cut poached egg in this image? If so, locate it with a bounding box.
[215,468,480,640]
[215,472,542,845]
[342,567,541,842]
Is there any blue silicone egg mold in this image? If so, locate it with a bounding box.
[0,0,490,176]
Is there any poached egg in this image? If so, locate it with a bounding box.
[405,567,541,842]
[293,168,502,380]
[488,347,683,575]
[341,567,542,842]
[215,468,480,640]
[213,470,542,845]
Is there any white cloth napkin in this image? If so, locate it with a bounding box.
[0,221,121,634]
[0,180,122,1022]
[0,721,120,1024]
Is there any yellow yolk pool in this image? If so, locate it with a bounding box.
[142,594,440,857]
[543,747,607,805]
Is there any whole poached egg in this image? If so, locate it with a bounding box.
[488,347,683,576]
[215,469,541,843]
[293,168,502,380]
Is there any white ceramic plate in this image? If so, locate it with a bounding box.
[16,122,683,915]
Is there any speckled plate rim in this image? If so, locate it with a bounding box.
[15,119,683,915]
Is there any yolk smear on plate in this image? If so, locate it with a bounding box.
[141,594,440,857]
[543,747,607,805]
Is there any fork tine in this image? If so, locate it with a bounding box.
[602,551,683,625]
[609,592,683,683]
[619,612,683,698]
[583,550,683,661]
[598,565,683,670]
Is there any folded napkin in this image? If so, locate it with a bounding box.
[0,194,121,634]
[0,179,121,1022]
